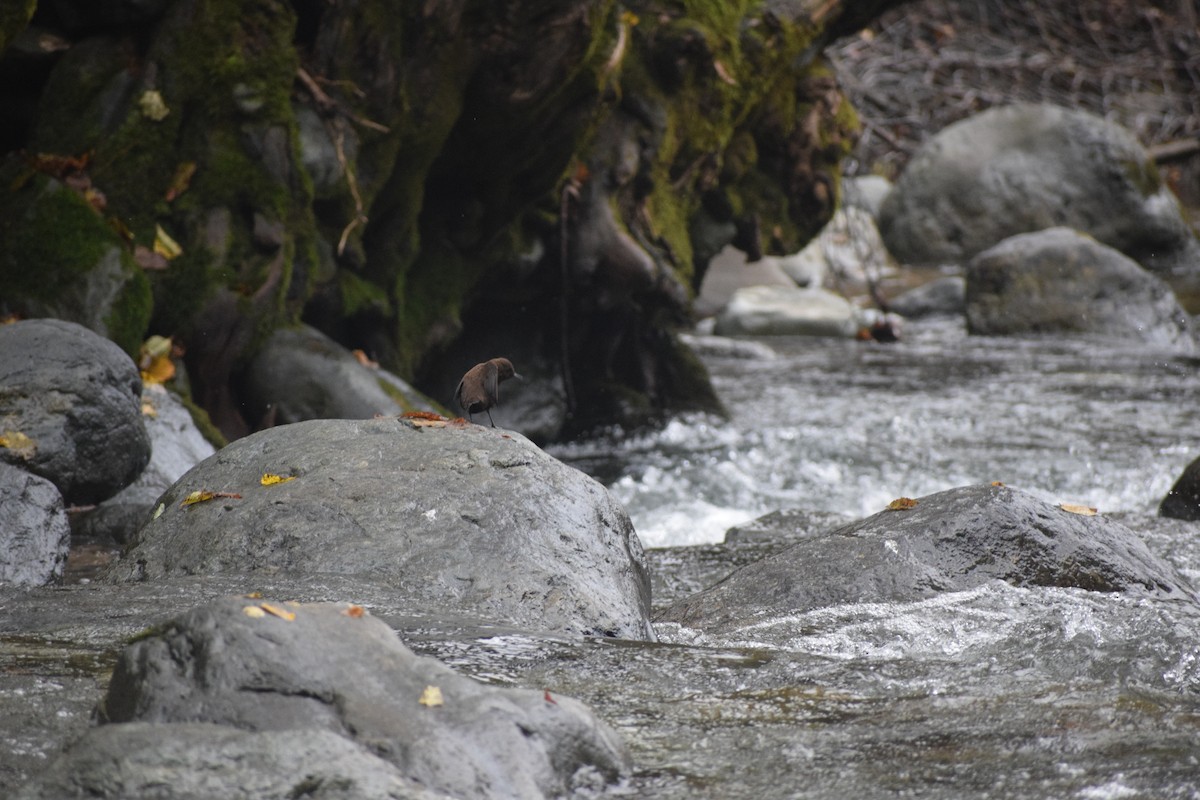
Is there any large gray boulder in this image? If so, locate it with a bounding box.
[879,104,1200,275]
[106,417,653,639]
[242,324,443,426]
[965,227,1194,351]
[0,318,150,505]
[658,484,1196,636]
[96,598,630,799]
[0,463,69,587]
[15,723,452,800]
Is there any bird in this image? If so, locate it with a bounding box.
[455,358,522,427]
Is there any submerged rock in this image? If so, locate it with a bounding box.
[0,318,149,505]
[106,417,654,639]
[85,598,629,799]
[879,103,1200,275]
[658,484,1197,635]
[965,227,1194,351]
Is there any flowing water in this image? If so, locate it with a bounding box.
[514,317,1200,799]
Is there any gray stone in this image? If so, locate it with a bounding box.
[658,484,1197,636]
[98,598,630,799]
[0,318,150,505]
[696,245,795,318]
[842,175,892,219]
[714,285,869,337]
[15,723,450,800]
[888,275,965,319]
[106,417,653,639]
[965,227,1194,351]
[879,103,1200,275]
[0,463,69,587]
[73,384,216,544]
[1161,456,1200,522]
[242,325,442,426]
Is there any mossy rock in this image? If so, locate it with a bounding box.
[0,169,151,354]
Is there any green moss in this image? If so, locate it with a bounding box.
[0,177,115,299]
[0,0,35,55]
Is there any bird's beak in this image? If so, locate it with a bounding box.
[513,372,524,381]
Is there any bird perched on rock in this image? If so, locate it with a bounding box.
[455,358,521,427]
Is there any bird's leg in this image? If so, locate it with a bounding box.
[486,408,495,427]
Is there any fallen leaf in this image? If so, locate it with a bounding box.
[887,497,919,511]
[352,349,378,369]
[244,592,263,599]
[243,605,266,618]
[401,411,446,422]
[260,473,296,486]
[1060,503,1098,516]
[0,430,36,459]
[152,503,164,520]
[344,604,366,618]
[543,690,557,704]
[139,89,170,121]
[991,481,1005,487]
[180,490,241,508]
[141,400,158,418]
[139,335,176,385]
[165,161,197,202]
[260,602,296,621]
[418,685,444,707]
[153,224,183,260]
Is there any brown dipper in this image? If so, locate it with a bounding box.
[455,358,522,427]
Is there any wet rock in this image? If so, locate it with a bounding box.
[15,723,450,800]
[96,598,630,799]
[72,384,216,545]
[0,463,69,587]
[965,227,1194,351]
[696,244,796,317]
[777,205,892,287]
[0,318,150,505]
[879,103,1200,275]
[242,325,442,427]
[714,285,870,337]
[658,484,1197,635]
[1160,456,1200,522]
[106,417,653,639]
[888,275,965,319]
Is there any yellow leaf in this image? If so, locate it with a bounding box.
[243,605,266,618]
[343,604,366,618]
[418,685,444,707]
[260,473,296,486]
[181,490,215,507]
[139,89,170,121]
[153,224,183,260]
[141,400,158,418]
[244,592,263,599]
[887,497,919,511]
[1060,503,1098,516]
[165,161,197,202]
[152,503,164,520]
[0,430,36,459]
[260,602,296,621]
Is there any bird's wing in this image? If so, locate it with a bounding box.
[454,377,467,409]
[483,361,500,401]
